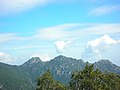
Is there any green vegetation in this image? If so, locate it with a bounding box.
[0,62,34,90]
[69,64,120,90]
[37,64,120,90]
[36,70,66,90]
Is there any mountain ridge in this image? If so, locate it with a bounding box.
[0,55,120,90]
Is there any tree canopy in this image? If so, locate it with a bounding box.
[69,64,120,90]
[36,65,120,90]
[36,70,66,90]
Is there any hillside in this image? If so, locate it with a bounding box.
[0,62,34,90]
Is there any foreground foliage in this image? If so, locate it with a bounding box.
[69,64,120,90]
[36,64,120,90]
[36,70,66,90]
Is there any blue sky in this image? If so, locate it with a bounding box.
[0,0,120,65]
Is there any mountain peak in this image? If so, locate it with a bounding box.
[53,55,73,61]
[29,57,41,63]
[95,59,112,64]
[22,57,42,66]
[55,55,66,59]
[94,59,120,74]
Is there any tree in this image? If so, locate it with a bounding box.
[100,73,120,90]
[36,70,66,90]
[69,64,120,90]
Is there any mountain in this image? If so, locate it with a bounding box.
[43,55,85,84]
[0,55,120,90]
[94,59,120,74]
[20,57,45,80]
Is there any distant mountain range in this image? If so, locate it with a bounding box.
[0,55,120,90]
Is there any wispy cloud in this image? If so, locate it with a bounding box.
[1,23,120,43]
[81,24,120,35]
[35,23,80,40]
[36,23,120,41]
[90,5,120,15]
[0,0,49,15]
[0,33,32,43]
[8,45,44,50]
[0,33,18,42]
[0,0,80,15]
[0,51,17,64]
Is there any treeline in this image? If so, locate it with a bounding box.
[36,64,120,90]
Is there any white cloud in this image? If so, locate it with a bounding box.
[0,0,50,15]
[91,5,120,15]
[82,35,120,63]
[36,28,66,40]
[36,23,80,40]
[0,23,120,65]
[54,40,72,53]
[31,53,51,62]
[0,0,80,15]
[0,33,33,43]
[0,51,16,63]
[1,24,120,42]
[35,23,120,40]
[0,33,17,42]
[9,45,43,50]
[87,35,117,48]
[83,24,120,35]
